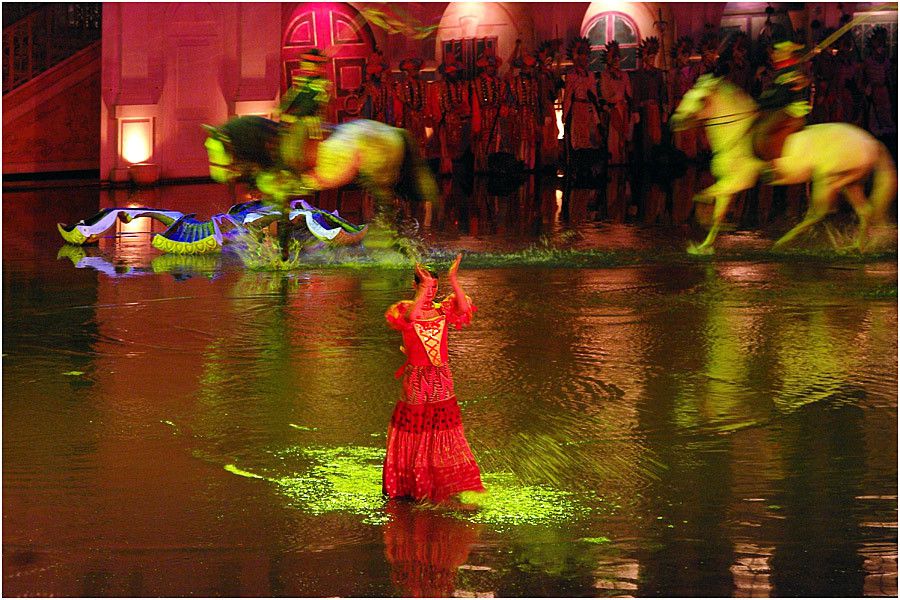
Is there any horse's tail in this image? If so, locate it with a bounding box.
[395,128,438,203]
[869,142,897,225]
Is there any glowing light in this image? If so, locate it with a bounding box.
[234,100,276,118]
[586,0,633,13]
[555,106,564,140]
[121,120,153,164]
[117,215,149,236]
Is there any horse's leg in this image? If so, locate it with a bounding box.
[773,180,836,249]
[841,183,873,251]
[689,194,734,254]
[688,160,758,254]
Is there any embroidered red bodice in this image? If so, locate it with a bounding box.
[385,294,476,369]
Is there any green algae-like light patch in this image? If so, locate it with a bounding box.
[288,423,318,431]
[273,445,388,524]
[226,445,586,527]
[581,536,612,544]
[449,472,584,527]
[225,463,268,480]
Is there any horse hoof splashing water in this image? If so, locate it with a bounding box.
[671,74,897,255]
[202,115,439,265]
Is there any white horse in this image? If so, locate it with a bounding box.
[670,75,896,254]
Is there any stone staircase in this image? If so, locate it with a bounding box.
[3,3,101,94]
[3,3,102,176]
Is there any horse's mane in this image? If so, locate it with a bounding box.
[219,116,281,169]
[706,75,758,112]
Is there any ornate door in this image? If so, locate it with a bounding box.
[282,2,375,122]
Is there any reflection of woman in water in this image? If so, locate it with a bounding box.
[383,255,484,502]
[384,500,482,597]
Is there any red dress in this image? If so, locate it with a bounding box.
[383,294,484,502]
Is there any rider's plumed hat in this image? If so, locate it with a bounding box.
[298,48,328,76]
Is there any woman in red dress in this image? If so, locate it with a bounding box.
[383,255,484,503]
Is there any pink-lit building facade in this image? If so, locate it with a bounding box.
[3,2,895,182]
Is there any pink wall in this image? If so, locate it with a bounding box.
[670,3,727,38]
[101,2,282,183]
[100,2,870,184]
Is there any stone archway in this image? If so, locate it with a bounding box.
[435,2,535,76]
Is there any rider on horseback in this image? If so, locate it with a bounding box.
[752,37,812,179]
[278,48,331,173]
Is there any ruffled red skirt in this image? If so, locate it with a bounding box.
[383,364,484,503]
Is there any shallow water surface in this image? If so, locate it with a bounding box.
[3,182,897,597]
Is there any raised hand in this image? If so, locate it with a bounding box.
[446,253,468,313]
[415,263,434,286]
[447,254,462,283]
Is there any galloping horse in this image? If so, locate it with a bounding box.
[670,75,896,254]
[203,116,438,210]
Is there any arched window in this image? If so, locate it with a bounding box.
[584,12,640,71]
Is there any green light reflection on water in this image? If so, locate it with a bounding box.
[226,444,586,528]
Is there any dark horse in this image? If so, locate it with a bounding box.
[203,115,438,209]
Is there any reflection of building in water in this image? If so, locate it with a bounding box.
[860,541,898,597]
[593,557,640,594]
[730,542,774,597]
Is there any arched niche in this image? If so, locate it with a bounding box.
[722,3,793,42]
[581,2,673,70]
[435,2,535,75]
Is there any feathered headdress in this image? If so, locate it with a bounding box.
[438,52,463,77]
[638,36,660,58]
[699,24,720,63]
[599,40,621,66]
[399,56,423,72]
[567,36,591,60]
[365,48,389,77]
[868,26,888,49]
[537,39,561,59]
[671,35,694,58]
[476,45,502,70]
[510,40,537,69]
